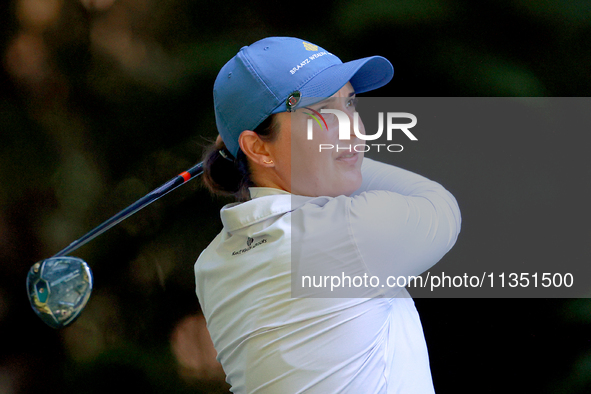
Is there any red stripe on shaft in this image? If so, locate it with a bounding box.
[179,171,191,182]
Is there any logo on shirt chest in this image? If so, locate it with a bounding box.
[232,236,268,256]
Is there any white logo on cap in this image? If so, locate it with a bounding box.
[289,50,330,75]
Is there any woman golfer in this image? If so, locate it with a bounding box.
[195,37,461,393]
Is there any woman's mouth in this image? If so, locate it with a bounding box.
[336,152,359,164]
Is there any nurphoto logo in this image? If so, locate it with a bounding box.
[305,109,418,153]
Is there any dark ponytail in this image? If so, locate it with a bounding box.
[201,115,279,202]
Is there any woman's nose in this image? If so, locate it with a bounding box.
[348,112,364,141]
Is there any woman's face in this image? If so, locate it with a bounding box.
[267,82,365,197]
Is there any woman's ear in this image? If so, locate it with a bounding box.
[239,131,275,166]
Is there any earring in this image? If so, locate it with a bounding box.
[263,159,274,165]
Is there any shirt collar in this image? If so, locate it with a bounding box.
[220,187,322,232]
[248,187,291,199]
[220,187,293,232]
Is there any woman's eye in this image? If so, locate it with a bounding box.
[347,97,358,108]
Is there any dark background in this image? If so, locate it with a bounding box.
[1,0,590,393]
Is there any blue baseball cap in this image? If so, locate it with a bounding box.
[213,37,394,157]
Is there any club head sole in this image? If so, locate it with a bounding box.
[27,257,93,329]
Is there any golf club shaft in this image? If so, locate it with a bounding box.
[53,162,204,257]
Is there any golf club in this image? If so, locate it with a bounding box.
[27,161,204,329]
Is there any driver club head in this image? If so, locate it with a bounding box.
[26,257,93,329]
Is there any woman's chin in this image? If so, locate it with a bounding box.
[329,173,363,197]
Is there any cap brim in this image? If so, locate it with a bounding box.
[272,55,394,113]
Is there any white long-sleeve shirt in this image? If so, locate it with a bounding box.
[194,157,461,393]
